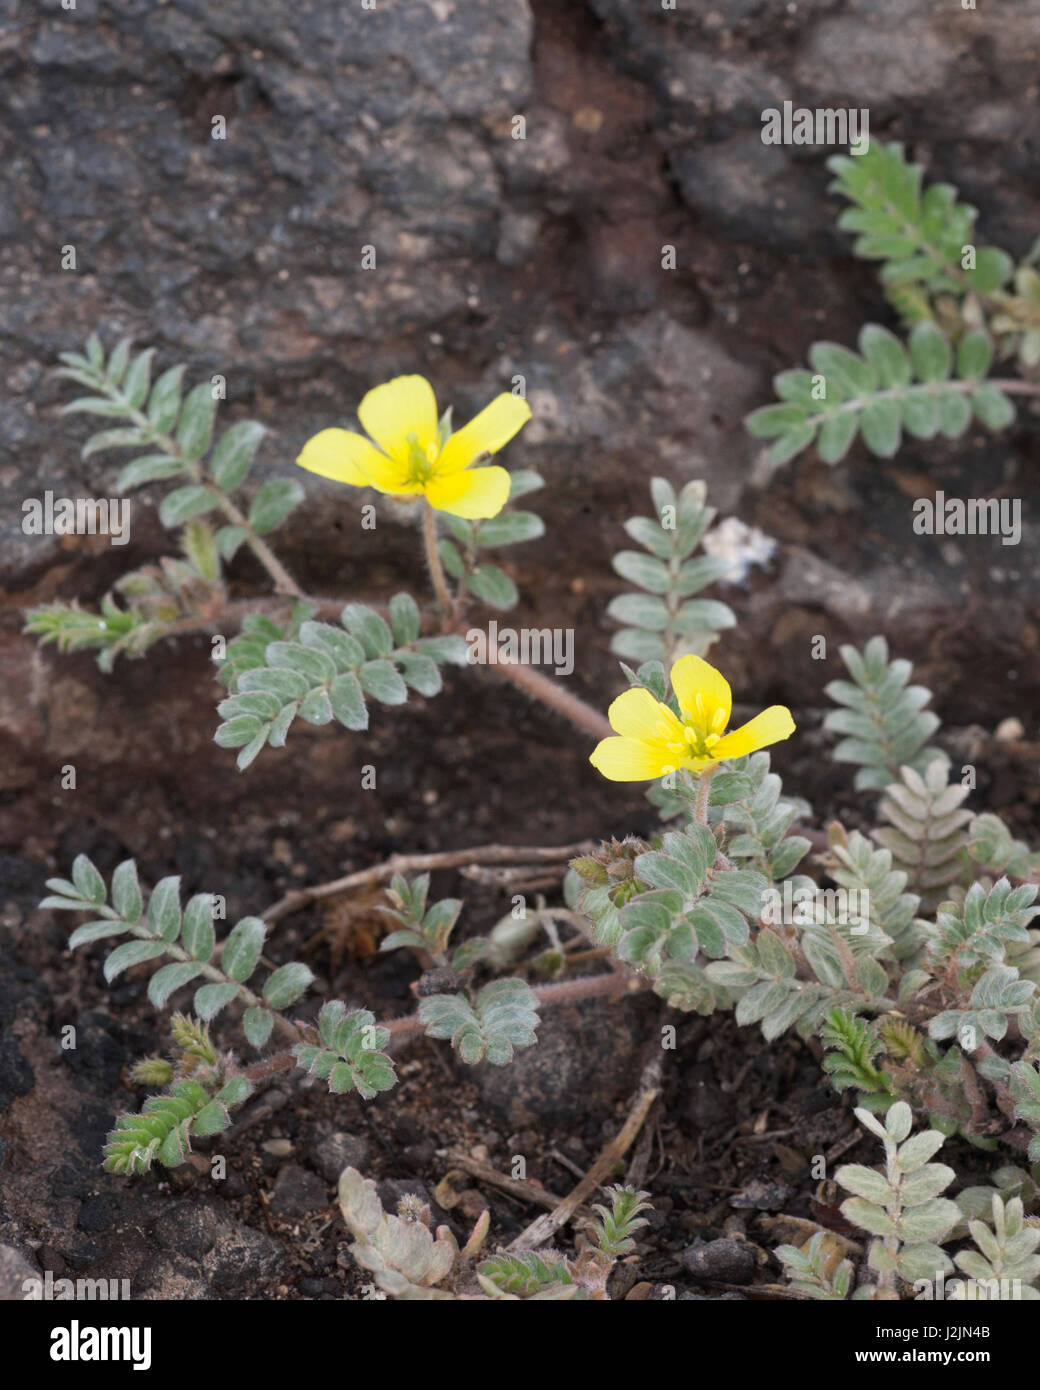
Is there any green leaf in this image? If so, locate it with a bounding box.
[263,961,314,1009]
[216,525,249,561]
[329,673,369,729]
[222,916,266,983]
[107,337,133,386]
[175,382,219,461]
[243,1007,275,1048]
[612,552,671,594]
[473,512,544,546]
[359,660,408,705]
[122,348,155,409]
[111,860,142,922]
[467,564,518,609]
[859,325,911,387]
[147,364,186,433]
[181,894,216,962]
[71,854,107,905]
[148,876,182,943]
[341,605,393,658]
[971,384,1015,430]
[908,322,953,382]
[103,940,167,982]
[193,1101,231,1137]
[859,398,902,457]
[194,982,240,1021]
[69,920,130,948]
[148,962,207,1008]
[388,592,421,645]
[956,331,993,381]
[82,427,151,458]
[115,455,188,490]
[210,421,265,491]
[249,479,304,535]
[159,485,217,527]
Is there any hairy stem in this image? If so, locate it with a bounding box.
[421,501,455,627]
[695,765,717,824]
[382,968,641,1039]
[489,651,613,739]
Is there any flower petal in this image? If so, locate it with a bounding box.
[358,375,438,460]
[670,655,732,732]
[425,464,511,519]
[713,705,796,761]
[437,393,531,473]
[606,687,684,744]
[589,736,673,782]
[296,429,388,487]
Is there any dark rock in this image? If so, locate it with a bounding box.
[270,1163,328,1219]
[0,1243,40,1301]
[76,1195,112,1233]
[307,1130,370,1185]
[474,993,656,1127]
[682,1237,756,1285]
[0,1036,33,1114]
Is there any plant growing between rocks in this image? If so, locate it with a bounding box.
[30,334,1040,1301]
[745,141,1040,472]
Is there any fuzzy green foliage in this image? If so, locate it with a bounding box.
[607,478,735,665]
[214,596,467,769]
[378,873,479,969]
[42,854,398,1169]
[824,636,943,791]
[104,1076,252,1175]
[476,1252,576,1299]
[746,321,1011,469]
[820,1008,894,1105]
[827,141,1013,300]
[775,1231,854,1301]
[294,1002,396,1100]
[953,1194,1040,1298]
[745,141,1040,470]
[836,1102,961,1294]
[418,979,539,1065]
[873,762,972,910]
[588,1186,653,1260]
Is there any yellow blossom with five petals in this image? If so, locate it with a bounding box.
[590,654,795,782]
[296,374,531,520]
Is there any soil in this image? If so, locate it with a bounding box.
[1,0,1039,1302]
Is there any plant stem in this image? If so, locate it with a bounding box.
[239,969,643,1082]
[801,377,1040,431]
[489,651,613,739]
[695,765,717,824]
[383,968,641,1039]
[421,501,455,628]
[262,839,594,925]
[212,491,304,597]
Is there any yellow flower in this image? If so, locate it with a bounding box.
[590,654,795,782]
[296,374,531,520]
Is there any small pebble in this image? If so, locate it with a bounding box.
[682,1237,756,1285]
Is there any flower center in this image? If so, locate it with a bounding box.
[678,700,728,760]
[405,433,439,485]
